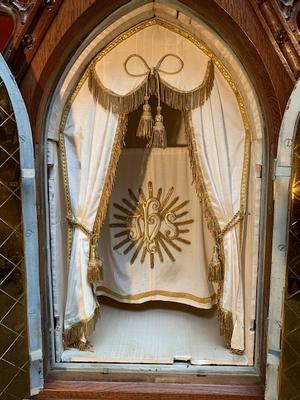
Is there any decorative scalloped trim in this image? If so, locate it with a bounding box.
[88,60,214,113]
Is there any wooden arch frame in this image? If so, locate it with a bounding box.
[19,1,294,399]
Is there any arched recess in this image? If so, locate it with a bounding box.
[18,0,295,397]
[0,55,42,394]
[44,0,264,369]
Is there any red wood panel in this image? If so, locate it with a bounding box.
[0,14,14,52]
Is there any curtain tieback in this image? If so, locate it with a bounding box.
[66,215,92,237]
[66,215,103,284]
[208,210,245,283]
[124,53,184,148]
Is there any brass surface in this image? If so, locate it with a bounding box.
[279,122,300,399]
[0,79,29,399]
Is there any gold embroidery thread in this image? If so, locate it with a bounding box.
[109,181,194,268]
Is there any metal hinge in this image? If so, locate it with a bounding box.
[273,158,291,180]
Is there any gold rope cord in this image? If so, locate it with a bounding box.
[88,59,214,113]
[58,17,252,351]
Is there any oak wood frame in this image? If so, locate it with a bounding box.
[14,0,295,398]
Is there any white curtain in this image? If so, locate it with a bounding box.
[189,69,246,352]
[60,21,249,352]
[97,148,216,309]
[62,80,120,341]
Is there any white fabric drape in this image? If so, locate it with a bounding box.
[95,24,210,95]
[60,20,250,352]
[96,148,216,309]
[190,69,246,352]
[63,80,119,335]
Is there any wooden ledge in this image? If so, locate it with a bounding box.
[35,379,264,399]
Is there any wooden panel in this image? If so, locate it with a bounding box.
[9,0,64,81]
[34,380,264,400]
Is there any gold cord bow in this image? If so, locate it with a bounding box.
[124,54,184,148]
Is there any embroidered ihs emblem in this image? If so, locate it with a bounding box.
[109,181,194,268]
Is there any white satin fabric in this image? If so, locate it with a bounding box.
[63,80,119,332]
[96,148,215,308]
[95,24,211,95]
[61,19,250,353]
[191,69,246,351]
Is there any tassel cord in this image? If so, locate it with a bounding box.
[149,71,167,148]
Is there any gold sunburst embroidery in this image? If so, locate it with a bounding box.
[109,181,194,268]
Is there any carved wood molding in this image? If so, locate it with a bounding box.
[1,0,63,81]
[0,0,36,24]
[251,0,300,79]
[277,0,300,43]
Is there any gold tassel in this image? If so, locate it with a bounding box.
[87,243,104,283]
[150,72,167,149]
[137,95,153,140]
[77,340,92,351]
[151,106,167,148]
[64,303,100,350]
[208,243,223,282]
[218,308,233,349]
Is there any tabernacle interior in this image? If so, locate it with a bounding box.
[62,299,248,365]
[47,10,263,368]
[61,102,246,365]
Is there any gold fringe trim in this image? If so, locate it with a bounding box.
[63,302,100,350]
[92,113,128,239]
[217,308,244,355]
[159,60,214,110]
[88,70,147,114]
[183,111,222,246]
[217,307,233,349]
[88,61,214,113]
[70,340,92,351]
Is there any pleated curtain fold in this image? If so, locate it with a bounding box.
[61,80,125,346]
[188,69,247,352]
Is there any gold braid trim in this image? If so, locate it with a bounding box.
[63,302,100,350]
[88,61,214,113]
